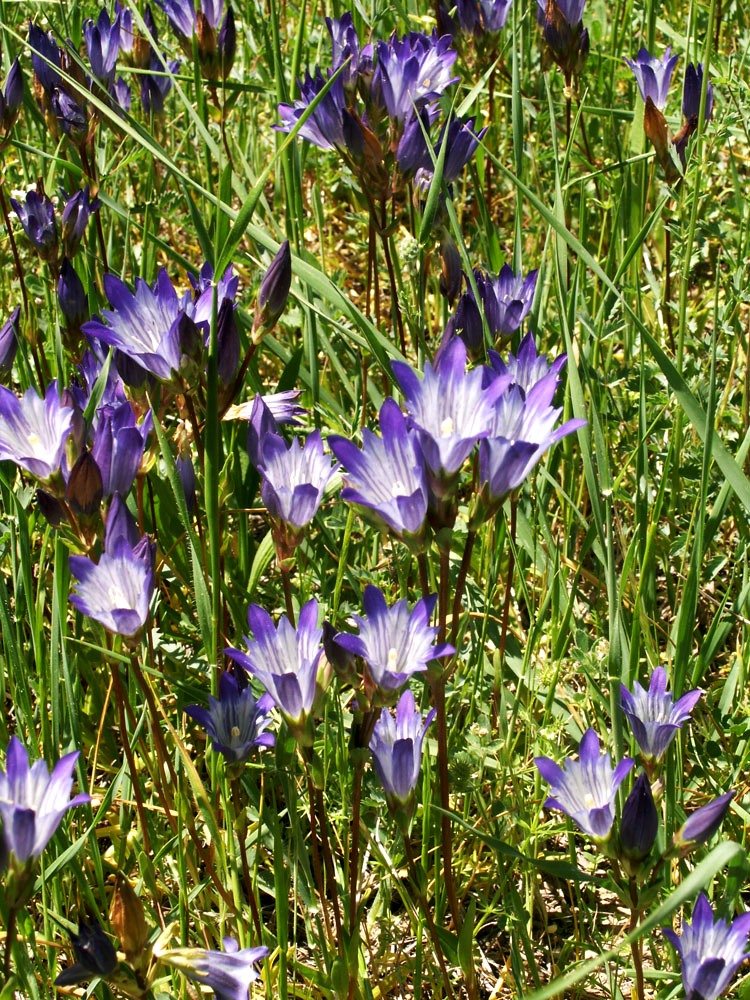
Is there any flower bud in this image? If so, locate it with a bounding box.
[217,5,236,81]
[674,791,734,851]
[620,773,658,862]
[196,11,218,78]
[0,306,20,377]
[58,258,88,327]
[1,58,23,133]
[65,449,103,516]
[110,873,150,962]
[51,87,87,143]
[61,187,100,260]
[254,240,292,339]
[439,232,463,306]
[54,919,119,986]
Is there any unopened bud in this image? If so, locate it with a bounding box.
[55,919,119,986]
[439,232,463,306]
[674,791,734,852]
[58,258,88,328]
[620,773,658,863]
[110,873,150,962]
[65,449,103,516]
[0,306,20,377]
[254,240,292,338]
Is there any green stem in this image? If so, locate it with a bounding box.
[403,837,455,999]
[2,905,17,981]
[110,660,151,856]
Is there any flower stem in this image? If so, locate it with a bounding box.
[431,674,460,928]
[450,529,476,649]
[379,228,406,355]
[2,905,17,982]
[628,879,645,1000]
[230,779,265,943]
[403,837,455,999]
[434,544,460,927]
[493,498,517,728]
[280,564,296,625]
[304,762,335,946]
[110,660,152,855]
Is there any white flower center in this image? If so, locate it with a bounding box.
[440,417,454,438]
[108,583,130,608]
[584,793,596,809]
[231,726,241,739]
[391,479,406,497]
[387,648,399,669]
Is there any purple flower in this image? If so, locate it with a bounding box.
[161,937,268,1000]
[185,672,275,764]
[441,264,536,356]
[255,240,292,333]
[675,792,735,850]
[1,58,23,134]
[276,69,349,153]
[478,0,513,33]
[84,9,122,89]
[487,330,567,393]
[663,893,750,1000]
[479,265,538,338]
[0,381,73,480]
[441,0,512,38]
[625,47,678,111]
[69,496,155,636]
[140,55,180,115]
[112,76,132,111]
[406,116,487,188]
[393,337,507,485]
[336,585,454,692]
[83,269,187,382]
[224,390,305,425]
[371,30,458,124]
[0,736,90,867]
[369,689,435,807]
[329,397,429,541]
[326,12,370,91]
[90,401,152,497]
[536,0,585,26]
[620,773,658,862]
[536,0,589,81]
[257,431,337,534]
[683,62,714,123]
[28,23,62,94]
[620,667,702,761]
[242,395,281,468]
[51,88,88,141]
[117,3,137,55]
[61,187,101,260]
[189,262,241,382]
[10,189,58,260]
[164,0,236,80]
[58,258,88,327]
[72,346,127,414]
[55,920,119,986]
[0,306,20,376]
[157,0,197,40]
[478,367,585,506]
[225,600,323,742]
[216,6,237,80]
[535,729,634,840]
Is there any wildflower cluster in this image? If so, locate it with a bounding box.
[536,669,746,999]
